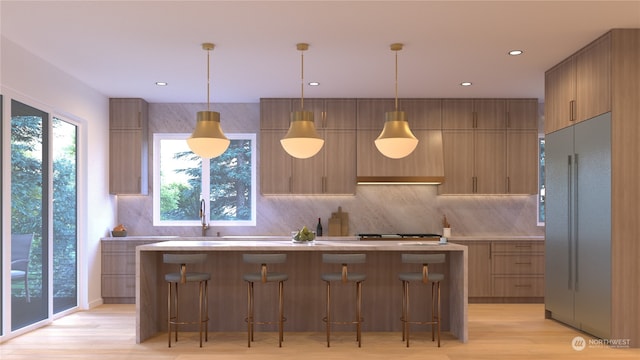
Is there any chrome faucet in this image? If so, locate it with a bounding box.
[200,199,209,236]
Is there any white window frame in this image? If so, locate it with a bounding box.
[152,133,256,227]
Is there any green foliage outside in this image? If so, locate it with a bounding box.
[160,139,252,221]
[11,115,77,299]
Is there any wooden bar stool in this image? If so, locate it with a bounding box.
[321,253,367,347]
[399,253,445,347]
[242,253,288,347]
[164,253,210,347]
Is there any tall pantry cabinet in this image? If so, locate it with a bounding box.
[544,29,640,347]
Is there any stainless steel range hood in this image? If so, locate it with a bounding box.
[356,129,444,184]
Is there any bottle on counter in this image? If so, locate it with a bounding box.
[316,217,323,236]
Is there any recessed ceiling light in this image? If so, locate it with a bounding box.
[508,49,524,56]
[155,82,168,86]
[460,82,473,87]
[308,82,320,86]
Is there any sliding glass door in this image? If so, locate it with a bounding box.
[11,100,49,330]
[8,101,79,332]
[52,118,78,313]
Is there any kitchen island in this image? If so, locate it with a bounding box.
[136,239,468,343]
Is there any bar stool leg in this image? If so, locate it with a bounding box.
[175,284,180,343]
[325,281,331,347]
[167,282,172,347]
[198,281,203,347]
[356,281,362,347]
[431,282,436,342]
[436,281,441,347]
[246,281,253,347]
[406,281,411,347]
[204,280,209,342]
[278,280,284,347]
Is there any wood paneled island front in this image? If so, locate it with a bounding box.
[136,239,468,343]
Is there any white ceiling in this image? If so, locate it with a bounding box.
[2,1,639,103]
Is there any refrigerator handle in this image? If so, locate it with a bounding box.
[574,153,579,291]
[567,155,573,290]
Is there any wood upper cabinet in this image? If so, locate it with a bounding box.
[507,99,538,130]
[109,98,146,130]
[356,99,395,130]
[442,99,505,129]
[399,99,442,129]
[506,130,538,194]
[355,99,444,181]
[440,98,537,194]
[440,130,474,193]
[293,98,356,129]
[440,129,506,194]
[474,130,507,194]
[109,98,148,195]
[260,130,292,194]
[260,98,292,129]
[356,98,442,130]
[356,129,444,181]
[260,98,356,194]
[545,32,611,134]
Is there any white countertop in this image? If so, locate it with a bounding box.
[104,235,543,242]
[136,239,467,252]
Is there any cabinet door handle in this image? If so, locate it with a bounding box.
[514,284,532,288]
[567,155,573,290]
[569,100,576,122]
[515,245,532,248]
[574,153,579,291]
[515,262,532,265]
[507,176,510,193]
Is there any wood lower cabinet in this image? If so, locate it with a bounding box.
[454,239,544,302]
[102,239,158,303]
[491,241,544,299]
[455,241,492,298]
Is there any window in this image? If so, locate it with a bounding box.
[153,133,256,227]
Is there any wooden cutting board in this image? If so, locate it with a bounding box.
[328,206,349,236]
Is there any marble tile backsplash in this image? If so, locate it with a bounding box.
[114,102,544,238]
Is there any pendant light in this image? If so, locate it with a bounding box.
[187,43,230,158]
[280,43,324,159]
[374,43,418,159]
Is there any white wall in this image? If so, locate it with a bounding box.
[1,36,114,309]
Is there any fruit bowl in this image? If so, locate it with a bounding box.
[111,230,127,237]
[291,228,315,243]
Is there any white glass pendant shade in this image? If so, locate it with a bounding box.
[280,110,324,159]
[187,110,230,158]
[375,110,419,159]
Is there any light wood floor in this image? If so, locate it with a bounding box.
[1,303,638,359]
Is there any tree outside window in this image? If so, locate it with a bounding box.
[153,133,256,227]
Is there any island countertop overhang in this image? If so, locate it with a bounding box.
[136,239,468,252]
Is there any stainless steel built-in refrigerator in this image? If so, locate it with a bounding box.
[545,112,611,339]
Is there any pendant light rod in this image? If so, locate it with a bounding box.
[202,43,214,111]
[297,43,309,110]
[390,43,403,111]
